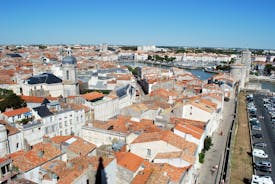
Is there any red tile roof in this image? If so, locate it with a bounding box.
[116,152,144,172]
[50,135,73,144]
[81,92,104,101]
[2,107,30,117]
[10,142,62,172]
[20,96,45,103]
[132,130,197,156]
[174,123,204,139]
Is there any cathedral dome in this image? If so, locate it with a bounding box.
[62,56,77,65]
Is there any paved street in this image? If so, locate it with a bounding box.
[197,98,235,184]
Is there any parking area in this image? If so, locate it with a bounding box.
[248,93,275,183]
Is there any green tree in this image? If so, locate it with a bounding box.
[203,136,213,152]
[199,152,205,163]
[39,45,47,49]
[264,64,275,75]
[0,92,26,112]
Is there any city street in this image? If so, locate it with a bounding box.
[197,97,235,184]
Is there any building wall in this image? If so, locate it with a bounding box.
[80,126,126,147]
[8,132,24,153]
[130,141,181,161]
[22,83,64,97]
[72,170,90,184]
[154,158,190,168]
[23,167,41,183]
[174,129,204,153]
[93,98,119,121]
[3,111,32,124]
[116,165,134,184]
[21,125,44,146]
[105,159,117,184]
[0,124,8,157]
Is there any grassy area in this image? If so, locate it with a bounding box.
[230,91,253,184]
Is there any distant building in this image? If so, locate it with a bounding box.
[21,55,80,97]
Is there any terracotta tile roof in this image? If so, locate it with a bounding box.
[56,156,90,184]
[0,156,11,165]
[42,156,113,184]
[131,165,154,184]
[50,136,73,144]
[190,100,215,113]
[132,130,198,156]
[160,163,189,183]
[150,88,178,99]
[2,107,30,117]
[0,120,20,136]
[45,96,58,101]
[87,156,114,170]
[67,137,96,156]
[174,123,204,139]
[42,160,66,177]
[95,115,161,134]
[20,95,45,103]
[116,152,144,172]
[10,142,62,172]
[170,117,206,129]
[81,92,104,101]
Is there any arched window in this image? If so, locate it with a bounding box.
[66,70,69,80]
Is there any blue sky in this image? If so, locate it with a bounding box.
[1,0,275,49]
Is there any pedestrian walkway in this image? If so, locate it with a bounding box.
[197,98,235,184]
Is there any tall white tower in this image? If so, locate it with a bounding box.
[230,50,251,90]
[62,55,79,97]
[241,49,252,83]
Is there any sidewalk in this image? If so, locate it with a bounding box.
[197,98,235,184]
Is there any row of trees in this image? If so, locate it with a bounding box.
[216,65,231,71]
[148,55,176,62]
[174,48,240,55]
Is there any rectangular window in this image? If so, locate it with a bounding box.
[66,70,69,80]
[147,149,151,157]
[16,143,19,149]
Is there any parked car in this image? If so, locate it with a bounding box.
[253,133,263,139]
[255,165,272,173]
[252,175,273,184]
[253,142,267,148]
[249,114,257,118]
[249,117,258,122]
[252,125,261,131]
[254,161,272,168]
[252,148,268,158]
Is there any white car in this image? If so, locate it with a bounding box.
[251,175,273,184]
[252,148,268,158]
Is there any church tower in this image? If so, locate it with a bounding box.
[62,53,79,97]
